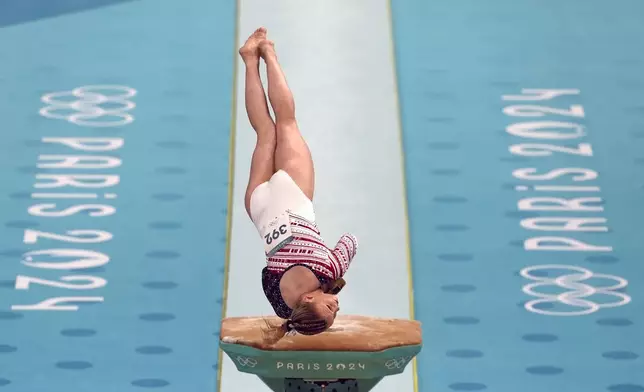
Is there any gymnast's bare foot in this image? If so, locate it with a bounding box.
[239,27,267,61]
[259,39,276,59]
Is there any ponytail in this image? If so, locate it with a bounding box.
[261,302,330,344]
[261,318,289,344]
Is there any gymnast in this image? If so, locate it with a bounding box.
[239,27,358,338]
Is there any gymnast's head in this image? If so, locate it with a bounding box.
[265,290,340,341]
[288,290,339,334]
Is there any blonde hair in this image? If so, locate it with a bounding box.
[262,302,330,344]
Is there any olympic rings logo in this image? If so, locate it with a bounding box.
[521,264,631,316]
[39,85,137,127]
[235,355,258,368]
[384,356,412,370]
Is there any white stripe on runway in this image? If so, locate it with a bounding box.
[221,1,414,390]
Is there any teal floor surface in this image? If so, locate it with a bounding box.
[0,0,235,390]
[392,0,644,391]
[1,0,643,391]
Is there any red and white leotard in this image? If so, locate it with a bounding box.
[261,212,358,318]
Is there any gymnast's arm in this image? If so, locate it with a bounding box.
[331,233,358,276]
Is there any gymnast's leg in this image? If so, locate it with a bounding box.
[259,38,315,201]
[240,27,277,217]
